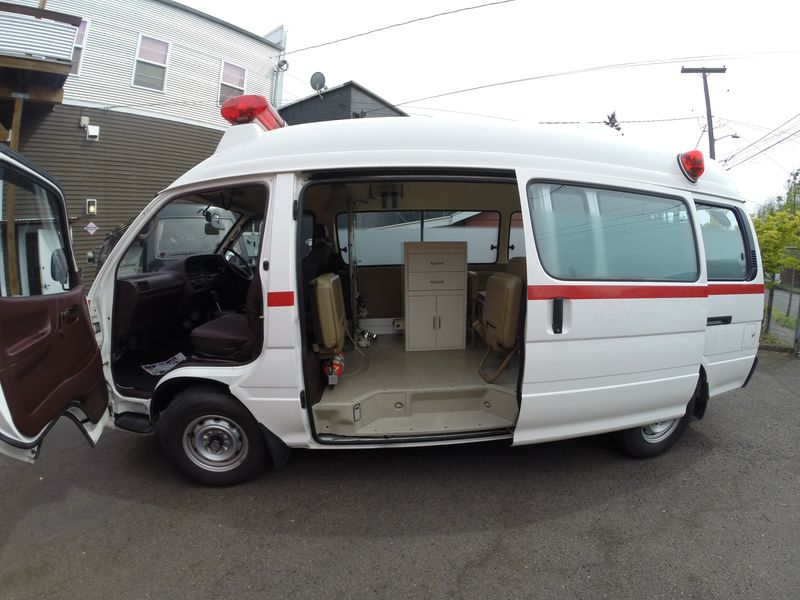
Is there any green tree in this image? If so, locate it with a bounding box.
[753,209,800,283]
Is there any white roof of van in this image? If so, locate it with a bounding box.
[170,117,743,200]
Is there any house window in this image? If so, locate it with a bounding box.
[219,61,246,103]
[133,35,170,91]
[69,20,89,75]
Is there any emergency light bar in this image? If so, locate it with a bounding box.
[678,150,705,182]
[220,95,285,130]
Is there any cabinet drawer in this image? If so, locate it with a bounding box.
[407,252,464,272]
[408,271,465,291]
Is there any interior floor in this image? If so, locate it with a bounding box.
[112,335,193,396]
[313,334,520,438]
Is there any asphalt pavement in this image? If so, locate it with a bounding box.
[1,351,798,599]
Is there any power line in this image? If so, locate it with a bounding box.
[392,51,800,107]
[725,126,800,170]
[283,0,516,56]
[720,111,800,161]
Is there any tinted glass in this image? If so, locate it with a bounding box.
[696,204,748,280]
[528,183,698,281]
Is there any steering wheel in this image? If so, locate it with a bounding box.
[223,246,253,281]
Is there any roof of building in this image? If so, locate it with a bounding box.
[279,80,407,116]
[155,0,284,51]
[171,116,741,200]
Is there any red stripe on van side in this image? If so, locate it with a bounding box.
[267,291,294,307]
[527,285,708,300]
[708,283,765,295]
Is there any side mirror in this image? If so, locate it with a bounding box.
[50,248,69,285]
[205,222,220,235]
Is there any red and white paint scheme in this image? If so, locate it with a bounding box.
[0,96,762,485]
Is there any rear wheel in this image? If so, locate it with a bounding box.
[158,387,267,485]
[618,398,695,458]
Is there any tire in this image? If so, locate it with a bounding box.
[618,397,695,459]
[157,387,268,486]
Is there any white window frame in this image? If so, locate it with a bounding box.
[69,19,90,77]
[218,60,247,104]
[131,34,171,92]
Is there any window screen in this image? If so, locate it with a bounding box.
[528,182,698,281]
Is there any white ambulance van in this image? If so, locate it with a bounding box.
[0,96,763,485]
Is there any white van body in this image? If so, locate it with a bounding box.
[0,110,763,484]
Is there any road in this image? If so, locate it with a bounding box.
[1,351,798,599]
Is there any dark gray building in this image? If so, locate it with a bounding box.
[279,81,407,125]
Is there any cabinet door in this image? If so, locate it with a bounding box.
[435,294,465,349]
[407,295,437,350]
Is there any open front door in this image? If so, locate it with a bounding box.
[513,174,708,445]
[0,147,108,463]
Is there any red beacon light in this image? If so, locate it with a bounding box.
[678,149,705,182]
[220,95,285,130]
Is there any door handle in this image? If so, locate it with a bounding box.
[707,315,732,326]
[552,298,564,334]
[62,306,79,324]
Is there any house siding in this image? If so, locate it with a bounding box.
[8,0,283,129]
[17,104,222,283]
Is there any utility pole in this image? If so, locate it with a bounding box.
[681,66,726,159]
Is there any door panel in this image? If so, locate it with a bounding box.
[407,295,437,349]
[436,293,466,349]
[694,201,763,396]
[513,174,708,445]
[0,147,106,454]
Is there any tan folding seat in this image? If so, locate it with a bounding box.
[310,273,346,357]
[473,272,522,383]
[506,256,527,282]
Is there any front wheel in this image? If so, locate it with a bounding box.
[158,387,268,485]
[618,398,695,459]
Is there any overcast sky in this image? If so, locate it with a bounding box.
[183,0,800,209]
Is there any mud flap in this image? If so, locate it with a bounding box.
[259,424,292,468]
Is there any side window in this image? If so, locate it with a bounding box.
[1,164,74,296]
[509,211,525,259]
[70,20,90,76]
[232,218,263,264]
[133,35,170,91]
[528,182,698,281]
[336,210,500,265]
[696,203,749,280]
[337,211,421,266]
[422,210,499,263]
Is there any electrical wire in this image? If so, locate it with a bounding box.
[282,0,516,56]
[720,111,800,162]
[725,126,800,171]
[391,50,800,107]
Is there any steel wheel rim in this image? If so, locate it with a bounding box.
[183,414,249,472]
[641,418,680,444]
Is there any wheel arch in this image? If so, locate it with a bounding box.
[150,377,231,422]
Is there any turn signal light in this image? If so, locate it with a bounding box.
[220,95,285,130]
[678,150,705,182]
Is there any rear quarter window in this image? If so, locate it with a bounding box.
[695,203,749,280]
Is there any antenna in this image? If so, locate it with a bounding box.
[310,72,327,97]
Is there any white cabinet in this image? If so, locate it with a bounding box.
[404,242,467,351]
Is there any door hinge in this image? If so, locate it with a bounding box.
[299,390,306,409]
[292,199,299,220]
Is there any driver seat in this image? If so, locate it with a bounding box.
[190,275,263,361]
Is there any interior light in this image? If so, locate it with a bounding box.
[220,95,285,130]
[678,150,705,182]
